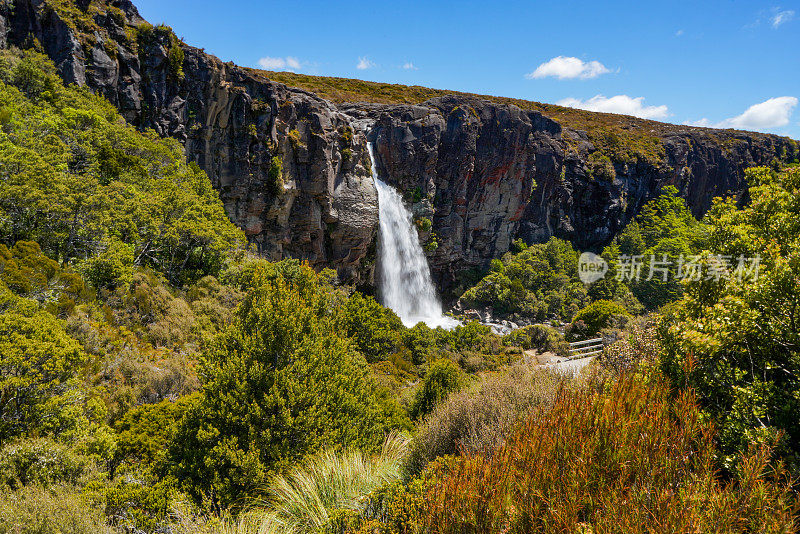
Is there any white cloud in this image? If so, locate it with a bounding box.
[257,56,303,71]
[557,94,669,120]
[675,29,684,36]
[525,56,611,80]
[772,9,795,27]
[357,56,376,70]
[687,97,798,131]
[401,61,418,70]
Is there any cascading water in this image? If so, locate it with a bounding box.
[368,142,458,329]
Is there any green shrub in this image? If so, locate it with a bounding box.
[167,45,185,81]
[568,299,630,339]
[502,324,569,355]
[409,359,464,420]
[402,323,436,365]
[343,292,403,363]
[0,241,87,313]
[81,239,134,290]
[415,217,432,233]
[268,155,284,193]
[0,303,87,442]
[88,472,178,533]
[169,262,410,509]
[0,438,93,490]
[113,394,199,470]
[0,484,112,534]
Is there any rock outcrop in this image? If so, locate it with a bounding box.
[0,0,796,293]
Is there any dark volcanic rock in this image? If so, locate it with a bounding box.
[0,0,795,293]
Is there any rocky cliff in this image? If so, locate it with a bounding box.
[1,0,796,293]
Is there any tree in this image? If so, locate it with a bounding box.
[0,296,87,443]
[596,186,706,310]
[410,359,464,419]
[0,49,244,285]
[169,262,409,509]
[660,167,800,464]
[343,291,403,363]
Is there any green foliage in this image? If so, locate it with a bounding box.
[660,166,800,467]
[568,299,630,339]
[167,44,185,81]
[268,155,283,194]
[592,186,705,310]
[113,394,199,470]
[402,323,436,365]
[169,261,410,509]
[343,291,403,363]
[0,302,87,443]
[415,216,432,233]
[0,438,93,490]
[0,241,86,314]
[88,471,179,533]
[0,49,244,284]
[0,483,112,534]
[460,237,588,321]
[410,359,464,419]
[502,324,569,355]
[80,239,134,290]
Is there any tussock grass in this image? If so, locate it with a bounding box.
[230,433,409,534]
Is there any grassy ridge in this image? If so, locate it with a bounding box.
[252,68,795,165]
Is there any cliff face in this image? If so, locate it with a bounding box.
[1,0,795,292]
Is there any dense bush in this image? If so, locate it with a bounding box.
[661,166,800,468]
[404,364,565,476]
[590,186,706,310]
[0,484,112,534]
[343,291,403,363]
[0,49,244,284]
[422,372,796,533]
[0,298,87,442]
[169,262,410,509]
[459,238,588,321]
[409,359,464,420]
[0,241,87,314]
[567,299,630,339]
[0,438,93,490]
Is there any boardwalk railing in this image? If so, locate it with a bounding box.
[567,337,604,360]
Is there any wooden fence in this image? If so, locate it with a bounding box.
[567,337,604,361]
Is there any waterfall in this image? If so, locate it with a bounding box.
[368,143,458,329]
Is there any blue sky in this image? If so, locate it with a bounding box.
[135,0,800,139]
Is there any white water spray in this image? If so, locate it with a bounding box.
[368,143,458,329]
